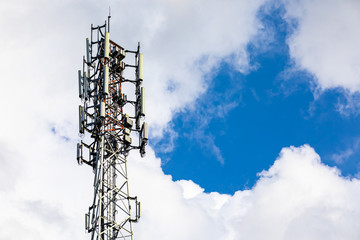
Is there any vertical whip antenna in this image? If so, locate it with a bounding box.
[108,7,111,32]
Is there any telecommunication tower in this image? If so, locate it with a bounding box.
[76,16,148,240]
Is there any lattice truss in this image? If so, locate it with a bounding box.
[76,18,148,240]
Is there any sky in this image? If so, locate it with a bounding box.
[1,0,360,239]
[158,3,360,194]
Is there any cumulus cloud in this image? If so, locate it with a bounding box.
[128,145,360,240]
[247,145,360,240]
[0,0,267,140]
[282,0,360,92]
[3,141,360,239]
[118,0,267,137]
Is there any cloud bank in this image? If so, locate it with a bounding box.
[2,142,360,239]
[129,145,360,240]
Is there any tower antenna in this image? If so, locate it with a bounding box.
[108,7,111,32]
[76,17,147,240]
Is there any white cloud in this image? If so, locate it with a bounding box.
[330,138,360,164]
[0,0,266,140]
[331,148,355,164]
[236,145,360,240]
[335,91,360,116]
[3,114,360,240]
[282,0,360,92]
[108,0,267,137]
[127,145,360,240]
[176,179,205,199]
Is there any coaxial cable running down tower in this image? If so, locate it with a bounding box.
[76,16,148,240]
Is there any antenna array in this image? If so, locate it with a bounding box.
[76,18,147,240]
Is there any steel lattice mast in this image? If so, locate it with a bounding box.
[76,16,148,240]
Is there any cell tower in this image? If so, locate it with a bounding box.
[76,16,148,240]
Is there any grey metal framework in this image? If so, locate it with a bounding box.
[76,17,148,240]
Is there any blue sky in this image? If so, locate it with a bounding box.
[155,5,360,194]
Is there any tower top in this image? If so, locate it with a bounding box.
[107,9,111,32]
